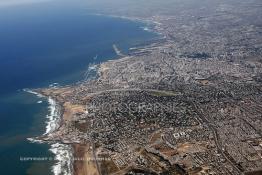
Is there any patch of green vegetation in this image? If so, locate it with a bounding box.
[150,90,176,97]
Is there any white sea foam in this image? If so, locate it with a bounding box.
[49,83,59,88]
[142,26,150,31]
[23,89,44,98]
[89,64,97,70]
[27,137,44,144]
[45,98,73,175]
[23,89,60,134]
[84,63,98,81]
[50,143,73,175]
[37,100,43,104]
[44,97,61,135]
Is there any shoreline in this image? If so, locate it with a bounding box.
[26,89,74,175]
[27,87,100,175]
[92,12,164,37]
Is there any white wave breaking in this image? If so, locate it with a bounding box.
[89,64,97,71]
[49,83,59,88]
[84,62,98,81]
[25,88,73,175]
[45,97,60,135]
[46,97,73,175]
[23,89,44,98]
[27,137,44,144]
[142,26,150,31]
[50,143,73,175]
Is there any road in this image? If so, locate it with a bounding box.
[91,141,102,175]
[84,88,179,98]
[191,101,243,175]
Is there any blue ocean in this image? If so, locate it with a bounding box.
[0,1,157,174]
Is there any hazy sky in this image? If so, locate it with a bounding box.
[0,0,52,7]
